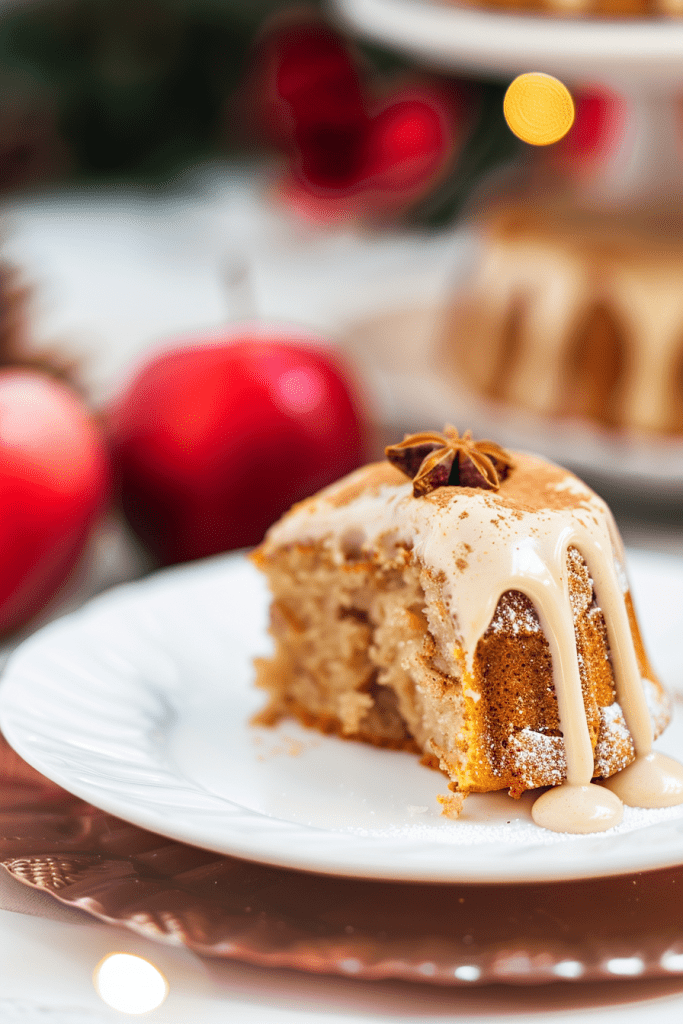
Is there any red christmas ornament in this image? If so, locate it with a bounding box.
[552,87,625,169]
[256,19,368,189]
[363,88,453,192]
[253,15,462,222]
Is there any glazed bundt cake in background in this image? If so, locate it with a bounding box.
[442,204,683,436]
[252,427,683,833]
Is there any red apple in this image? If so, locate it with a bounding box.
[108,335,369,565]
[0,369,111,635]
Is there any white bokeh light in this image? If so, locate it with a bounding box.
[552,960,584,979]
[454,964,481,982]
[94,953,169,1015]
[605,956,644,977]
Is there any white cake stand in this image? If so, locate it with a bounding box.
[333,0,683,203]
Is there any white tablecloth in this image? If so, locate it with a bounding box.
[0,163,473,407]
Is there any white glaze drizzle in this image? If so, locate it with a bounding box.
[261,452,683,832]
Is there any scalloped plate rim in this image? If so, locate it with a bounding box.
[2,550,683,883]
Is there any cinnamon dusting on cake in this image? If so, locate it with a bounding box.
[326,462,406,509]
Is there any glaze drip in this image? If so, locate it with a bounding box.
[604,751,683,807]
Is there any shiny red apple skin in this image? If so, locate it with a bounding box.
[0,370,111,635]
[108,337,370,565]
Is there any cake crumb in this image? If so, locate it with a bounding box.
[253,731,317,760]
[284,735,305,757]
[420,751,441,771]
[437,791,466,819]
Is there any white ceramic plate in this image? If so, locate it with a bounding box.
[2,550,683,883]
[334,0,683,86]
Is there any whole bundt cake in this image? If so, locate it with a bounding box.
[443,204,683,436]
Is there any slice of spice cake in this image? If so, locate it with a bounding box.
[251,428,680,833]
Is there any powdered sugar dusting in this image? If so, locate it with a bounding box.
[336,800,683,850]
[485,596,540,636]
[594,702,634,777]
[509,729,564,789]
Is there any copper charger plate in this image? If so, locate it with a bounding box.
[3,730,683,988]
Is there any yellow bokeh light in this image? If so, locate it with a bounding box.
[93,953,169,1015]
[503,73,575,146]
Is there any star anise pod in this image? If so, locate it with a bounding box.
[385,426,514,497]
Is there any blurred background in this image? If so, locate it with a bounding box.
[0,0,681,647]
[0,0,515,212]
[4,4,683,1011]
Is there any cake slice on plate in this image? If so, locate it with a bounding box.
[252,427,683,832]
